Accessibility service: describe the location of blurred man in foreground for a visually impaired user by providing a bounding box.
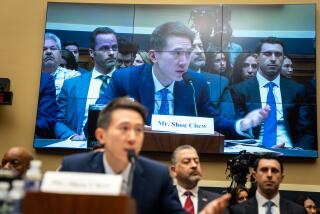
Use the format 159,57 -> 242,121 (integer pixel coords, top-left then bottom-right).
1,147 -> 33,178
60,97 -> 230,214
170,145 -> 221,213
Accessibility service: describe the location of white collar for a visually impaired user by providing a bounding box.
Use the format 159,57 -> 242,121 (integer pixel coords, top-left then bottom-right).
256,70 -> 280,89
102,153 -> 131,180
152,67 -> 175,93
176,184 -> 199,198
92,67 -> 115,79
256,190 -> 280,208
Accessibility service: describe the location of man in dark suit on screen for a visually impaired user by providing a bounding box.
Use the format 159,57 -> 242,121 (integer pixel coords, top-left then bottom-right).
231,154 -> 306,214
96,22 -> 270,139
231,37 -> 314,150
60,97 -> 230,214
170,145 -> 222,214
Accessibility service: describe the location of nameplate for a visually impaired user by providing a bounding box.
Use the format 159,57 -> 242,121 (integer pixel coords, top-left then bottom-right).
151,115 -> 214,134
41,171 -> 123,195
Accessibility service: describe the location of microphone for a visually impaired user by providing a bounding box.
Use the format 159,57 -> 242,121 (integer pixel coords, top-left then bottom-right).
127,149 -> 137,195
182,72 -> 198,117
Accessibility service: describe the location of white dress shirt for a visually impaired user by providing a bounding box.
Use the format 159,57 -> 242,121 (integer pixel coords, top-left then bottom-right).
81,67 -> 115,133
256,72 -> 292,147
256,191 -> 280,214
102,153 -> 131,194
176,184 -> 199,214
152,69 -> 175,115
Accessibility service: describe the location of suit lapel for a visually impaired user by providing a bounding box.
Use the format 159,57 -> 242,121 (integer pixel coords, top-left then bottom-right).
138,65 -> 155,124
76,72 -> 92,133
132,158 -> 145,208
198,189 -> 209,212
89,152 -> 105,173
174,79 -> 194,116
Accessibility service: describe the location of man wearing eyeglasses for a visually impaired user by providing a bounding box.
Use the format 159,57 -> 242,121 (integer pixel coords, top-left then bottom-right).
55,27 -> 118,140
231,37 -> 314,150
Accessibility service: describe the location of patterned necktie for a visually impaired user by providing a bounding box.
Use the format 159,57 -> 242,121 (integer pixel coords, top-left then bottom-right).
184,191 -> 194,214
262,82 -> 277,148
159,88 -> 169,115
98,75 -> 110,96
265,200 -> 274,214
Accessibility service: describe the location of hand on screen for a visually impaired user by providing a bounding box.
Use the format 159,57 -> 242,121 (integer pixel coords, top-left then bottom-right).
240,105 -> 270,132
199,193 -> 231,214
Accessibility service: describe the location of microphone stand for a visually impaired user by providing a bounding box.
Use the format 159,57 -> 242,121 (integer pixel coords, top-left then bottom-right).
127,150 -> 136,195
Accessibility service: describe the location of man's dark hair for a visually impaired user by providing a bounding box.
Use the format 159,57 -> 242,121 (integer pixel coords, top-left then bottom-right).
118,37 -> 138,57
97,97 -> 147,129
255,37 -> 285,54
253,153 -> 284,173
62,41 -> 80,49
150,22 -> 195,50
89,27 -> 117,49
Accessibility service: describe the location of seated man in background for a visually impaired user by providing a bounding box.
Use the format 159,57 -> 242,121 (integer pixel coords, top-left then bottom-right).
280,56 -> 293,79
231,37 -> 314,150
170,145 -> 221,213
231,154 -> 306,214
60,97 -> 230,214
42,33 -> 80,97
63,41 -> 89,74
115,37 -> 138,69
97,22 -> 270,139
1,147 -> 34,178
189,33 -> 235,119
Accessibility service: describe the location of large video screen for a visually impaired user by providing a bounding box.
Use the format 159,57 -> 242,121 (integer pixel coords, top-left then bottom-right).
34,3 -> 317,157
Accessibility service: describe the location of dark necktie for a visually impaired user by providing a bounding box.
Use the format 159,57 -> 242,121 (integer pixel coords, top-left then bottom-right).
262,82 -> 277,148
98,75 -> 110,97
265,200 -> 274,214
159,88 -> 169,115
184,191 -> 194,214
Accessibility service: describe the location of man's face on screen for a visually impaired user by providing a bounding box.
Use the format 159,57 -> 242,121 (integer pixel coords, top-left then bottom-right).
253,159 -> 283,198
258,43 -> 284,81
171,148 -> 202,189
91,33 -> 118,74
96,109 -> 144,168
153,35 -> 192,86
42,39 -> 61,72
189,36 -> 206,71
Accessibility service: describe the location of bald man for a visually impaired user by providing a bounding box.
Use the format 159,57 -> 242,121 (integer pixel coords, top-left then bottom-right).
1,147 -> 33,178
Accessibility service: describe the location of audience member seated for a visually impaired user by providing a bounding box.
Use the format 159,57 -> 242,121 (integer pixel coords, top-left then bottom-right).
60,49 -> 78,71
35,72 -> 57,138
189,32 -> 235,119
55,27 -> 118,140
133,51 -> 152,66
97,22 -> 269,139
60,97 -> 230,214
205,51 -> 232,79
230,185 -> 249,206
63,41 -> 89,74
170,145 -> 221,213
207,22 -> 243,68
42,33 -> 80,97
295,195 -> 317,214
231,37 -> 315,150
280,56 -> 294,79
115,37 -> 138,69
231,154 -> 307,214
1,147 -> 33,178
231,53 -> 258,84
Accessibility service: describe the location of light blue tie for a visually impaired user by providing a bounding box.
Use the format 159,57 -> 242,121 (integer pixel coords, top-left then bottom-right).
262,82 -> 277,148
265,200 -> 273,214
98,75 -> 110,97
159,88 -> 169,115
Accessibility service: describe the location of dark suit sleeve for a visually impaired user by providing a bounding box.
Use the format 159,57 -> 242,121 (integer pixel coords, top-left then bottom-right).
35,72 -> 57,138
54,78 -> 77,139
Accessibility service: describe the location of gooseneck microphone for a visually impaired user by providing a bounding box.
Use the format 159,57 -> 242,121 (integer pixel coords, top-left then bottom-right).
127,149 -> 137,195
182,72 -> 198,117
